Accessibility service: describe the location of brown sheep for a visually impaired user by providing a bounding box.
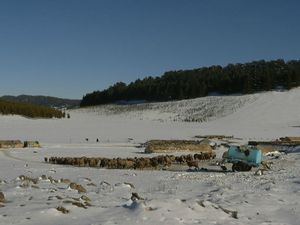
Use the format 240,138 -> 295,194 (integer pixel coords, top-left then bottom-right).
134,158 -> 146,170
156,156 -> 166,165
100,158 -> 109,168
49,157 -> 54,163
73,157 -> 80,166
116,158 -> 126,169
185,154 -> 194,162
175,156 -> 185,164
66,157 -> 74,165
107,159 -> 118,169
187,160 -> 199,170
124,159 -> 135,169
150,157 -> 159,169
163,157 -> 172,168
143,157 -> 152,168
78,157 -> 85,167
89,158 -> 98,167
194,153 -> 202,161
166,155 -> 176,162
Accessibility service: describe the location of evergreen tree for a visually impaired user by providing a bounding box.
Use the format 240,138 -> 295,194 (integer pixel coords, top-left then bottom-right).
80,59 -> 300,107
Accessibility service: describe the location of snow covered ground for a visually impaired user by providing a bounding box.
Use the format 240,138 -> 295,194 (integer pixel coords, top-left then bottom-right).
0,88 -> 299,225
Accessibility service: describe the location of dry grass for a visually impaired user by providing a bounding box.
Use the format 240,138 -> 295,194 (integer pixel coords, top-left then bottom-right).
145,140 -> 213,153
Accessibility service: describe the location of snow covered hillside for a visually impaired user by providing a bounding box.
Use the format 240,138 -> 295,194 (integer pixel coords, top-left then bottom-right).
76,88 -> 300,129
77,93 -> 259,122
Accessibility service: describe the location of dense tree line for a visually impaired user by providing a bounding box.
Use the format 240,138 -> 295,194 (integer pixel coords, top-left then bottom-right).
81,59 -> 300,107
0,95 -> 80,109
0,99 -> 66,118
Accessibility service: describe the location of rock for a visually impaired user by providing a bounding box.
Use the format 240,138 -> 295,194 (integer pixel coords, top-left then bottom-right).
145,206 -> 158,211
261,161 -> 272,170
0,192 -> 5,203
56,195 -> 63,200
219,205 -> 238,219
80,195 -> 91,202
124,182 -> 135,189
0,179 -> 7,184
254,169 -> 264,176
231,211 -> 238,219
18,175 -> 38,184
84,201 -> 92,207
197,200 -> 209,207
131,192 -> 144,201
56,206 -> 70,214
48,176 -> 58,183
40,175 -> 47,180
19,181 -> 30,188
72,201 -> 87,209
60,178 -> 71,184
87,182 -> 97,187
69,183 -> 87,193
50,188 -> 57,193
63,200 -> 74,204
69,182 -> 77,189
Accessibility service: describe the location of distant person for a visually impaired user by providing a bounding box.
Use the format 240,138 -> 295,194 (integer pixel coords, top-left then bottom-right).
85,138 -> 89,142
96,138 -> 99,143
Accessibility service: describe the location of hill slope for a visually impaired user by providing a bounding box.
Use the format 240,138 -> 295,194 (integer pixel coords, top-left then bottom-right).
77,93 -> 259,122
0,95 -> 80,109
0,99 -> 66,118
75,87 -> 300,140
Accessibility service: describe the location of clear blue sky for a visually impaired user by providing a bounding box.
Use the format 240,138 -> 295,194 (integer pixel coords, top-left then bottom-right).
0,0 -> 299,99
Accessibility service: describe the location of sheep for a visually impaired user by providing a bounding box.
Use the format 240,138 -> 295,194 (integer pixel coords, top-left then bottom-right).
116,158 -> 126,169
78,157 -> 86,167
163,157 -> 172,168
124,159 -> 135,169
107,159 -> 118,169
194,153 -> 203,160
166,155 -> 176,162
150,157 -> 159,169
65,157 -> 74,165
187,160 -> 199,170
175,155 -> 185,164
100,158 -> 109,168
134,158 -> 146,170
144,157 -> 152,168
185,154 -> 194,162
46,153 -> 215,171
89,158 -> 98,167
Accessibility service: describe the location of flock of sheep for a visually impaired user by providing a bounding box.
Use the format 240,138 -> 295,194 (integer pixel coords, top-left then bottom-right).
45,152 -> 216,170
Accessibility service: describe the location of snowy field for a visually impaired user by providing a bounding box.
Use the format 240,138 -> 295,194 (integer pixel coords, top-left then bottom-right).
0,88 -> 300,225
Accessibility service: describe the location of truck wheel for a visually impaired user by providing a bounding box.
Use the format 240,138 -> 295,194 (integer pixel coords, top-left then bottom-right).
232,162 -> 252,172
232,163 -> 237,172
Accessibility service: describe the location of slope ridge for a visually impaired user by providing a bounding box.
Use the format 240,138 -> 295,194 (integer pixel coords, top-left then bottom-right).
77,94 -> 259,122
